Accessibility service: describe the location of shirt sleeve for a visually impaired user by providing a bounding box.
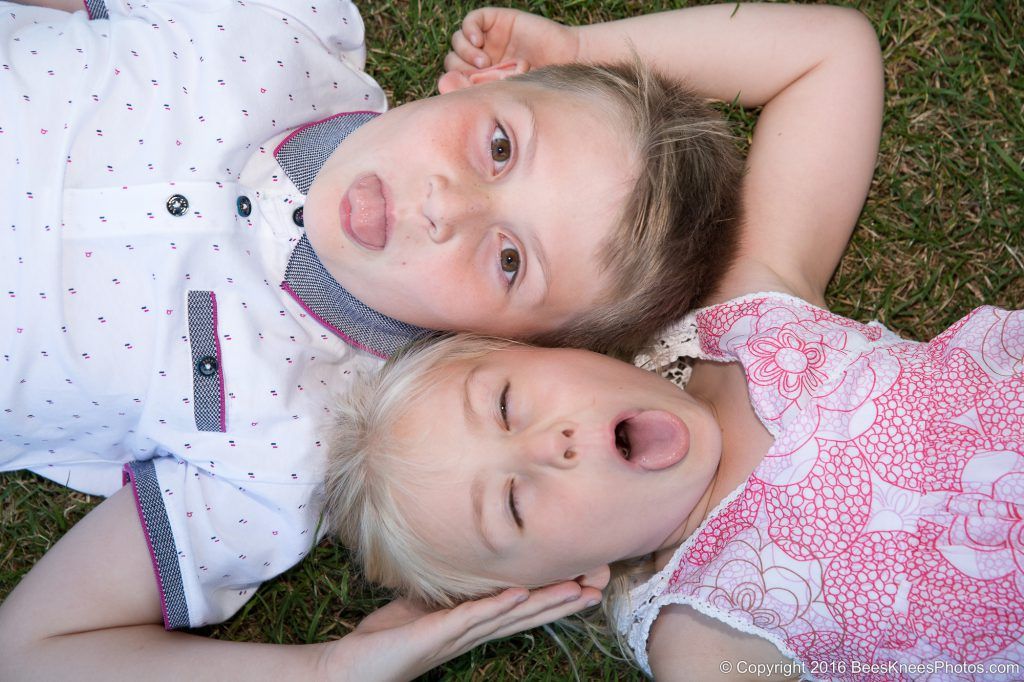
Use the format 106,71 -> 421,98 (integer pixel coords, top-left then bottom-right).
124,457 -> 321,629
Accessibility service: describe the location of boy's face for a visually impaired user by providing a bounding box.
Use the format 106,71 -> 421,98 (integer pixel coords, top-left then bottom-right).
394,347 -> 723,588
303,81 -> 637,336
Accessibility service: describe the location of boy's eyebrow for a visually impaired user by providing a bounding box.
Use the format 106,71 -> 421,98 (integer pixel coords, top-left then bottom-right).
470,475 -> 498,554
515,95 -> 539,171
523,227 -> 550,308
513,96 -> 550,307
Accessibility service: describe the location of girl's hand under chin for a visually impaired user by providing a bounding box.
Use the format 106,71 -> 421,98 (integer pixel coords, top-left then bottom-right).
324,583 -> 601,681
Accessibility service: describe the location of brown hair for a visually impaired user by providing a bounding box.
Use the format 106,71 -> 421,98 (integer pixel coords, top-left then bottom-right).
513,60 -> 742,358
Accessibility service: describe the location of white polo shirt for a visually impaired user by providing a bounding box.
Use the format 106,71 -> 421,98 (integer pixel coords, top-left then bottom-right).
0,0 -> 422,628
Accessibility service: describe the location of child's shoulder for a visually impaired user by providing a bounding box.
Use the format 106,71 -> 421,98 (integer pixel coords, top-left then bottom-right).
692,290 -> 888,361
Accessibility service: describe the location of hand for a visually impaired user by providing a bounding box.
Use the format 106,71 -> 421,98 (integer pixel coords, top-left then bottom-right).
325,582 -> 601,681
440,8 -> 580,93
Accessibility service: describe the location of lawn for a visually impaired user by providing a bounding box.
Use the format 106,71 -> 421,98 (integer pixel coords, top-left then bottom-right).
1,0 -> 1021,680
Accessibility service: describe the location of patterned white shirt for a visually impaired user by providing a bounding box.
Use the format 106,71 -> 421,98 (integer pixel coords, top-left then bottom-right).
0,0 -> 418,628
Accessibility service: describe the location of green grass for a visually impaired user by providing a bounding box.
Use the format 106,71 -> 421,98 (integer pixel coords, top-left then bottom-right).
2,0 -> 1021,679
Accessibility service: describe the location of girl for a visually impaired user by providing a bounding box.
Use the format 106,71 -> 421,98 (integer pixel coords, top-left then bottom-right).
0,0 -> 740,679
327,3 -> 1023,680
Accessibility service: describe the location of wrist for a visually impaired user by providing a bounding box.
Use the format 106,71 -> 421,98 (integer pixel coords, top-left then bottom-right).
316,640 -> 355,682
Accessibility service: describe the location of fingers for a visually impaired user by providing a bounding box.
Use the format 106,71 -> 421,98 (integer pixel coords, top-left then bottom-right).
459,8 -> 492,51
484,585 -> 603,642
450,28 -> 490,70
443,50 -> 475,75
446,583 -> 603,654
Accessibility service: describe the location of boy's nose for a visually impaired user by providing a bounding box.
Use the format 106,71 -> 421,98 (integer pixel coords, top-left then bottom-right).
523,423 -> 580,470
423,174 -> 490,242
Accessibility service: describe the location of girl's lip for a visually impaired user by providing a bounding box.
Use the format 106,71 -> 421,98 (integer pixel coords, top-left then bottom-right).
609,409 -> 690,471
609,409 -> 641,467
340,173 -> 393,250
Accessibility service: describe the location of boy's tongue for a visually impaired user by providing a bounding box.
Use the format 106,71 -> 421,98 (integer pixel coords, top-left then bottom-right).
625,410 -> 689,471
346,175 -> 387,249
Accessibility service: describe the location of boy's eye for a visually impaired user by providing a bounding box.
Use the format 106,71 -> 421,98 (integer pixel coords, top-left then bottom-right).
498,382 -> 511,430
490,125 -> 512,171
499,237 -> 521,287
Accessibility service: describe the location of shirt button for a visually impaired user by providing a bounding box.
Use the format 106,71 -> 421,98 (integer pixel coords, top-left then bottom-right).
292,207 -> 304,227
236,195 -> 252,217
196,355 -> 218,377
166,194 -> 189,216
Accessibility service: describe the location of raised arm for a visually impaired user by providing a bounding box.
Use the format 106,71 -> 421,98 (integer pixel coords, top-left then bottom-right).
0,485 -> 599,681
447,4 -> 884,305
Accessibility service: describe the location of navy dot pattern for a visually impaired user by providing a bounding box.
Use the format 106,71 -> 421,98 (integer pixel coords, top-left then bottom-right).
126,459 -> 191,629
186,291 -> 225,432
275,111 -> 378,194
283,234 -> 429,358
2,0 -> 389,628
83,0 -> 109,20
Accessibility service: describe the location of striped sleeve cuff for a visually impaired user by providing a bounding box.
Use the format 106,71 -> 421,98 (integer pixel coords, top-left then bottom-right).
123,460 -> 191,630
82,0 -> 109,19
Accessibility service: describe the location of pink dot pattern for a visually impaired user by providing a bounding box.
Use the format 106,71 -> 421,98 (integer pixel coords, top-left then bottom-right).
0,0 -> 387,629
628,294 -> 1024,680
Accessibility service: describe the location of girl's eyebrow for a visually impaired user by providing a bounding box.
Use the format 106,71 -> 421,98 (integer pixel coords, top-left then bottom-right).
461,363 -> 485,429
470,475 -> 498,554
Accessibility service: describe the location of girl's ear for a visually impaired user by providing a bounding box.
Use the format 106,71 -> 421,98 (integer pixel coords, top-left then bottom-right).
576,564 -> 611,591
437,60 -> 527,95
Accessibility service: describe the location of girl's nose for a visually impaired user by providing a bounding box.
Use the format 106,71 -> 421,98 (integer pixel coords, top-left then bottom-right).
423,174 -> 489,242
524,423 -> 580,470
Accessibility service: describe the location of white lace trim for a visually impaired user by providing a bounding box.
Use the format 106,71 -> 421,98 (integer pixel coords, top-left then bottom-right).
618,478 -> 810,677
619,291 -> 831,674
634,311 -> 704,370
634,291 -> 816,377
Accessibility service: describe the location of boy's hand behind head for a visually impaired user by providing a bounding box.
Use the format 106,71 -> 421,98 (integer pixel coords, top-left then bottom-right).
441,8 -> 579,93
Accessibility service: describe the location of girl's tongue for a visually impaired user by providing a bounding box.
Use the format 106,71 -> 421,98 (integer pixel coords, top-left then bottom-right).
346,174 -> 388,249
621,410 -> 690,471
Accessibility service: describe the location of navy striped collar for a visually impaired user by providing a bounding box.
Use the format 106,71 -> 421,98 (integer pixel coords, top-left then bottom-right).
277,113 -> 429,358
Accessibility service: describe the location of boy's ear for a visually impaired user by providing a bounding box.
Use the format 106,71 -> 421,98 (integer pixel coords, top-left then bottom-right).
576,565 -> 611,591
437,60 -> 527,95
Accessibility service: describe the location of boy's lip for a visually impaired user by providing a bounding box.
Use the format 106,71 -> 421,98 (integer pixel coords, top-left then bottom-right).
610,409 -> 689,471
340,173 -> 392,250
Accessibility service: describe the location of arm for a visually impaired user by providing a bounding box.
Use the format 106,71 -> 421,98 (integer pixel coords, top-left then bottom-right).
447,4 -> 884,305
0,485 -> 600,681
648,604 -> 800,682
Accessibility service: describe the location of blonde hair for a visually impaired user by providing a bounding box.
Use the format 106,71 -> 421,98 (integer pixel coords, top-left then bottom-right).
511,60 -> 742,359
323,334 -> 660,662
323,334 -> 526,606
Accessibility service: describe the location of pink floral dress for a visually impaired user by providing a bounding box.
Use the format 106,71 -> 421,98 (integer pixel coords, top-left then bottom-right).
617,293 -> 1024,680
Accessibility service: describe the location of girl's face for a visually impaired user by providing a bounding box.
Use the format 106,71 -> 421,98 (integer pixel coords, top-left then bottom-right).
303,81 -> 637,337
395,347 -> 723,589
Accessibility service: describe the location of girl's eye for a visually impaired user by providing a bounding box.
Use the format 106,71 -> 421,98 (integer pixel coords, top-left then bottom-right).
490,125 -> 512,171
498,382 -> 511,430
499,237 -> 521,287
509,479 -> 523,529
